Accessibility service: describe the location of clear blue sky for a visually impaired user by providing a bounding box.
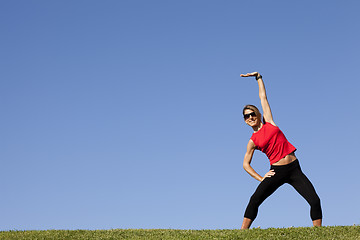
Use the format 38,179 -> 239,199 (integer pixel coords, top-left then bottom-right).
1,0 -> 360,230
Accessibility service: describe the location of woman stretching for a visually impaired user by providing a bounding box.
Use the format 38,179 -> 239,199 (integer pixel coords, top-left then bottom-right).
240,72 -> 322,229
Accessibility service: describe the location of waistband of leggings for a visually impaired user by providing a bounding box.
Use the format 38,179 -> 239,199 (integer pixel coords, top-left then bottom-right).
270,159 -> 299,170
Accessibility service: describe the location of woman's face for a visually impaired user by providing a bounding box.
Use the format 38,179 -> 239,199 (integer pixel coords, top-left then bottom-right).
244,109 -> 261,127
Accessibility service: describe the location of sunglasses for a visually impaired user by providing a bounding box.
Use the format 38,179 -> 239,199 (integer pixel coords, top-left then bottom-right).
244,112 -> 256,120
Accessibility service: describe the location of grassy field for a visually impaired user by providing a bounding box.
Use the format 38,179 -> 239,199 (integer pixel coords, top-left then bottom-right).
1,226 -> 359,240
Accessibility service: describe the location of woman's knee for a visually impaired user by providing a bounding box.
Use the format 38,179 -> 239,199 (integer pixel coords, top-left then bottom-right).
249,192 -> 263,206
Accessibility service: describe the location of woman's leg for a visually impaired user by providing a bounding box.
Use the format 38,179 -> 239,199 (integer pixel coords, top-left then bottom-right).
241,217 -> 253,229
288,167 -> 322,225
313,219 -> 322,227
242,175 -> 284,229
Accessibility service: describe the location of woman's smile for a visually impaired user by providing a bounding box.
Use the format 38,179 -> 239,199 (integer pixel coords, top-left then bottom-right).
244,110 -> 260,127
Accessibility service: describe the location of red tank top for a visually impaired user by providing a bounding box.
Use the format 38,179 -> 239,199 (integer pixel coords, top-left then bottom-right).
250,122 -> 296,165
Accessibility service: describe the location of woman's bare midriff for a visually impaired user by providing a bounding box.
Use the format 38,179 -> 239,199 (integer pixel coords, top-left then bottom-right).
271,152 -> 297,166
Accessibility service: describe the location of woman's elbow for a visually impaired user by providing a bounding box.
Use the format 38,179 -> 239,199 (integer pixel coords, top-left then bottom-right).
243,162 -> 251,170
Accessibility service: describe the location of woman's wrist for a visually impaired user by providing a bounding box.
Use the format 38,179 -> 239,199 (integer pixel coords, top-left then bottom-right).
256,74 -> 262,80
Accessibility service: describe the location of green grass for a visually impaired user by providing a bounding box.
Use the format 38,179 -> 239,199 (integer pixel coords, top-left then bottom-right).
1,226 -> 359,240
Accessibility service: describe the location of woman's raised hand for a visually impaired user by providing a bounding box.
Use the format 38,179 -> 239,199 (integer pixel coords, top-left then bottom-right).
240,72 -> 260,78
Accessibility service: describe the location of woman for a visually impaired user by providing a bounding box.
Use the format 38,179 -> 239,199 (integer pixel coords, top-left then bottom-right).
240,72 -> 322,229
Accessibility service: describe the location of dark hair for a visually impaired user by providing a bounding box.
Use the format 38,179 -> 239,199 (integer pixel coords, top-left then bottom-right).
243,104 -> 265,123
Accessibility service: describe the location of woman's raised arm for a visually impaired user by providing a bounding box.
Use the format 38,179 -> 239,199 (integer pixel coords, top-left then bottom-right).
240,72 -> 275,126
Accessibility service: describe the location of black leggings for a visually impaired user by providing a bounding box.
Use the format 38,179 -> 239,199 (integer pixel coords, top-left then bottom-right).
244,159 -> 322,221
